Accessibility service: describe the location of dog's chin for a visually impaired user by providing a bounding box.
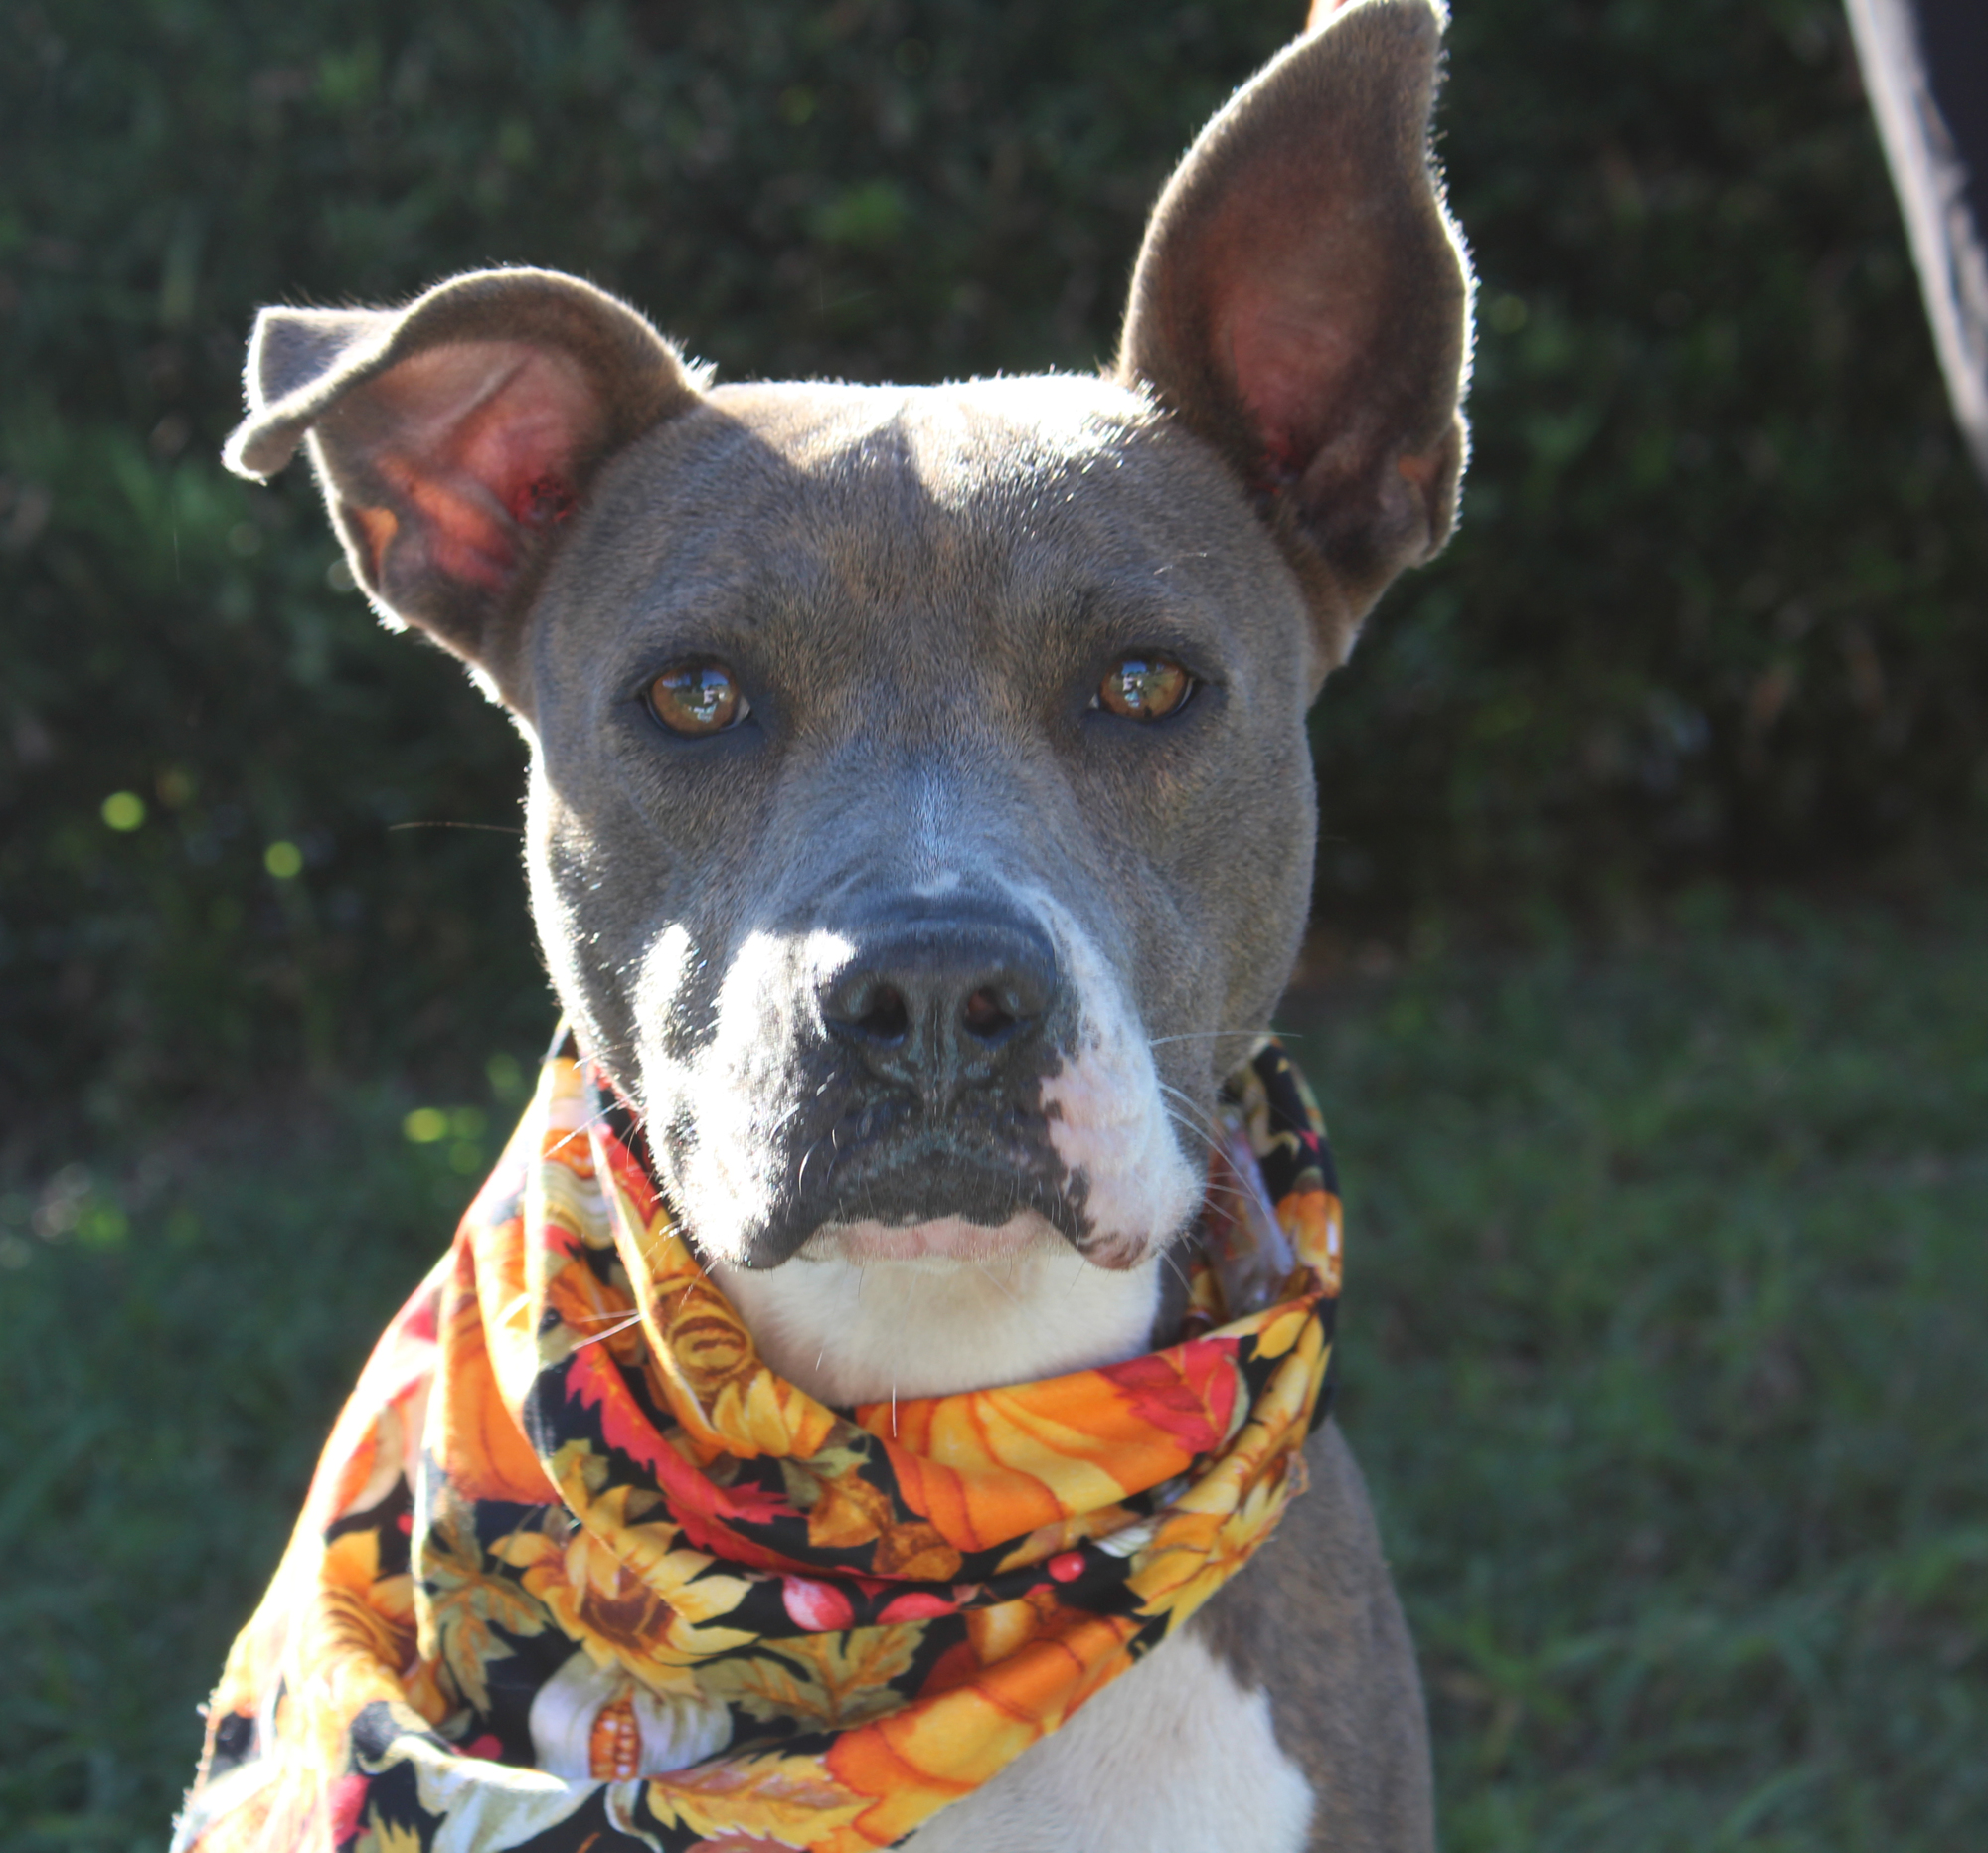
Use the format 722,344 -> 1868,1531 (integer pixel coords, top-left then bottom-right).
709,1206 -> 1173,1403
796,1210 -> 1070,1267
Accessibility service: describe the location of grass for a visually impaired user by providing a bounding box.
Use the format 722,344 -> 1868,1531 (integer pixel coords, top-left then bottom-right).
1286,896 -> 1988,1850
2,897 -> 1984,1850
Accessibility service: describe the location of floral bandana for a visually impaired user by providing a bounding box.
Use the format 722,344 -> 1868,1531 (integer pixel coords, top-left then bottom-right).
176,1033 -> 1343,1853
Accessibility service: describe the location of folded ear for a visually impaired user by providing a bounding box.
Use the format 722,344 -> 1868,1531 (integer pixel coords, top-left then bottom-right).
1116,0 -> 1473,678
224,267 -> 703,698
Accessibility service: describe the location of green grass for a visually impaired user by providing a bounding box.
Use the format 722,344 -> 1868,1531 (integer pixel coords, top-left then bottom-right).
1286,898 -> 1988,1850
0,1093 -> 508,1852
2,900 -> 1984,1850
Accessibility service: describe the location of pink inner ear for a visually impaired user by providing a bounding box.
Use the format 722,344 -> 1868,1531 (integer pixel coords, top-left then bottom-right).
1226,302 -> 1358,484
353,342 -> 599,594
1206,203 -> 1376,495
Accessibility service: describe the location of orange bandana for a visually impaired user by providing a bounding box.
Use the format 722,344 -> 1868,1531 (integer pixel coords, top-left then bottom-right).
176,1036 -> 1342,1853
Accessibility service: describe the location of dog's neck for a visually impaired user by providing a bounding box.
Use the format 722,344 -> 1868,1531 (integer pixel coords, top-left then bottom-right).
711,1218 -> 1169,1406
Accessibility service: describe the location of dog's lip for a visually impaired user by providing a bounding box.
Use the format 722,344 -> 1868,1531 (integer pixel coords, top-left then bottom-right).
803,1212 -> 1066,1264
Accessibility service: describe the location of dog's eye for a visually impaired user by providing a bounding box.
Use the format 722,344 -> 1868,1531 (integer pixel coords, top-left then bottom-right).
1091,655 -> 1194,721
647,663 -> 750,736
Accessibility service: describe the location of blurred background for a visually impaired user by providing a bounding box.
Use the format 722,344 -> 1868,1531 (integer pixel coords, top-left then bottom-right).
2,1 -> 1983,1848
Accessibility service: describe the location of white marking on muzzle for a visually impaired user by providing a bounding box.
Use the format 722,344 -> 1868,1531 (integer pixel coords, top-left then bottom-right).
643,924 -> 855,1264
1028,894 -> 1202,1266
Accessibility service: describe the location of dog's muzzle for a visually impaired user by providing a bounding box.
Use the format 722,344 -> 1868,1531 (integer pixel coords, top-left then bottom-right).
728,901 -> 1084,1266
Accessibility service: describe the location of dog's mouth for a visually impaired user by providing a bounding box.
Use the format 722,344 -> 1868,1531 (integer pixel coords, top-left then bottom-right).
743,1131 -> 1090,1269
798,1210 -> 1069,1265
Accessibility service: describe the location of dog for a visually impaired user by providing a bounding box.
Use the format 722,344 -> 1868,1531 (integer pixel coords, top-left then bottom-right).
201,2 -> 1469,1846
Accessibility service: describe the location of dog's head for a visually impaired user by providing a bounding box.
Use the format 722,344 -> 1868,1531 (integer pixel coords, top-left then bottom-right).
227,0 -> 1469,1290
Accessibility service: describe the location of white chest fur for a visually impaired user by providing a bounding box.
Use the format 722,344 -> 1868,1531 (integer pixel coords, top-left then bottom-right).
710,1224 -> 1166,1406
902,1628 -> 1315,1853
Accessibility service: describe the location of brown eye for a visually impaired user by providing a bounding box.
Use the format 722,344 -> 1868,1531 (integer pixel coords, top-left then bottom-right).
1094,655 -> 1193,721
647,662 -> 749,736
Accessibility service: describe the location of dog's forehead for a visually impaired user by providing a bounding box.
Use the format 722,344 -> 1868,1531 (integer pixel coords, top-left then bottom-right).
702,374 -> 1160,498
553,371 -> 1286,665
587,372 -> 1266,571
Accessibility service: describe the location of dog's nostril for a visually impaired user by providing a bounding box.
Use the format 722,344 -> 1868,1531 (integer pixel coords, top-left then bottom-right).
820,911 -> 1057,1084
961,986 -> 1017,1039
853,983 -> 911,1042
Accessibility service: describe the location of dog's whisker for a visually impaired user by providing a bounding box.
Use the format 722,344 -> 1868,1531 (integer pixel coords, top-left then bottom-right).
1146,1029 -> 1298,1046
761,1097 -> 807,1137
1160,1109 -> 1223,1164
571,1311 -> 645,1351
1156,1078 -> 1227,1134
1161,1105 -> 1225,1153
386,819 -> 526,836
548,1104 -> 617,1155
971,1261 -> 1024,1309
1157,1085 -> 1227,1137
1163,1117 -> 1231,1171
1188,1167 -> 1251,1201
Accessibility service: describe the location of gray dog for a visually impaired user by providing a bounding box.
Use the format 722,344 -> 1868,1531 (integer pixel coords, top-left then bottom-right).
221,1 -> 1470,1844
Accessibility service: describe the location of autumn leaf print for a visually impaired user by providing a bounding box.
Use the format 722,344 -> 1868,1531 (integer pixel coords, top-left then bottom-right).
416,1501 -> 546,1714
702,1626 -> 922,1731
644,1749 -> 871,1844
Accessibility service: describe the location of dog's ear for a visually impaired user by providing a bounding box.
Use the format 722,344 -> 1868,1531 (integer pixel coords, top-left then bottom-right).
224,267 -> 702,699
1116,0 -> 1472,678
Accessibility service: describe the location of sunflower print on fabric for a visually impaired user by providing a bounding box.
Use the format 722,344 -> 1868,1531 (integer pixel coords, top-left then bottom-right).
174,1033 -> 1343,1853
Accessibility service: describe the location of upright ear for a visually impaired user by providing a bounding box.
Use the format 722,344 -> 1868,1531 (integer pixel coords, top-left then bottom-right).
1116,0 -> 1472,677
224,267 -> 703,701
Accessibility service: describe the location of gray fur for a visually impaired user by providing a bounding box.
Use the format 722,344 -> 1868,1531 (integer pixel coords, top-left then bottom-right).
225,1 -> 1468,1844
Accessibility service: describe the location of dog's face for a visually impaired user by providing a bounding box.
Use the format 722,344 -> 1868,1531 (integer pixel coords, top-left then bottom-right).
520,378 -> 1318,1272
227,0 -> 1469,1289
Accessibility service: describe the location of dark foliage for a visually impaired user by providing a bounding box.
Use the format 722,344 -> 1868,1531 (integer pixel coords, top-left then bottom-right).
3,0 -> 1983,1135
1326,0 -> 1988,917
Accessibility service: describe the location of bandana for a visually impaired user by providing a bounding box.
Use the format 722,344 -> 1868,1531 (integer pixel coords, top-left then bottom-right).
176,1034 -> 1342,1853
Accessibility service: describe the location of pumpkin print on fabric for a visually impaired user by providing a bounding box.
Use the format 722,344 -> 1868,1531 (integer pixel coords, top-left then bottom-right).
174,1034 -> 1343,1853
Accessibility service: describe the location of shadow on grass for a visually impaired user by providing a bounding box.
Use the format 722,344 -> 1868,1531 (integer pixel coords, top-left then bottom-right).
2,898 -> 1984,1849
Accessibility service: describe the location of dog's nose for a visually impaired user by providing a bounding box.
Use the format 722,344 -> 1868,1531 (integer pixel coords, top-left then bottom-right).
819,913 -> 1059,1104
